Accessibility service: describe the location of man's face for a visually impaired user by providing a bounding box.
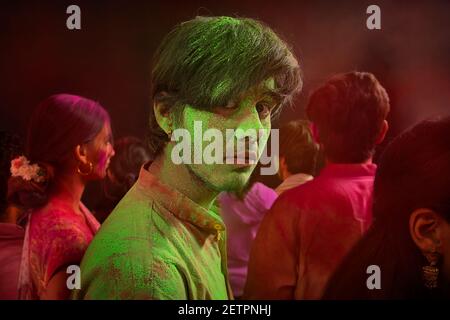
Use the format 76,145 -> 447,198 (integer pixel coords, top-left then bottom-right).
172,79 -> 277,192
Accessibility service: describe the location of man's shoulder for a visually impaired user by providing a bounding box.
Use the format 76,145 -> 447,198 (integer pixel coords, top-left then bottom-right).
75,202 -> 190,299
82,187 -> 186,267
278,177 -> 322,202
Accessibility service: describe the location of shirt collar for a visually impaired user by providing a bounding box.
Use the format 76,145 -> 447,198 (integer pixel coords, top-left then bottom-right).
136,164 -> 226,235
284,173 -> 313,185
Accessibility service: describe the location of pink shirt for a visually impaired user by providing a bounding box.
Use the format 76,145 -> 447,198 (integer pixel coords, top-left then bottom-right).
218,182 -> 278,297
19,197 -> 100,299
245,163 -> 376,299
0,223 -> 24,299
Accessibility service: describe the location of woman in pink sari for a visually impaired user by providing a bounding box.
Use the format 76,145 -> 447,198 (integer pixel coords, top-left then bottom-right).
8,94 -> 115,299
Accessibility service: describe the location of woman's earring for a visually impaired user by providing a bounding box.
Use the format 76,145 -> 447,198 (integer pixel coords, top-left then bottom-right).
167,129 -> 173,139
77,161 -> 93,176
422,250 -> 440,289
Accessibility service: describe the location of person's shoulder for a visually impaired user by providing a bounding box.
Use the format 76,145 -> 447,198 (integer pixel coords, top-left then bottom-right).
75,252 -> 187,299
253,182 -> 277,195
31,199 -> 82,231
276,178 -> 315,202
85,190 -> 176,259
252,182 -> 277,202
285,173 -> 345,200
77,202 -> 187,299
268,178 -> 333,218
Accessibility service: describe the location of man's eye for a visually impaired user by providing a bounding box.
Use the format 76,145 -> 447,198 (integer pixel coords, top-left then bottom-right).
223,101 -> 239,110
213,101 -> 239,116
256,102 -> 271,119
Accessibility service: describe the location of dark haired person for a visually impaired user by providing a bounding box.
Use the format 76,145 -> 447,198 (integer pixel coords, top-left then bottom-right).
275,120 -> 319,195
323,116 -> 450,299
93,136 -> 152,223
0,131 -> 24,299
8,94 -> 115,299
245,71 -> 389,299
74,16 -> 301,299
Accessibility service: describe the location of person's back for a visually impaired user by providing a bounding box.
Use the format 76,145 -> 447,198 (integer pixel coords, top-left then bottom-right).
0,131 -> 23,299
0,221 -> 24,299
244,71 -> 390,299
323,117 -> 450,299
218,182 -> 278,298
25,196 -> 99,299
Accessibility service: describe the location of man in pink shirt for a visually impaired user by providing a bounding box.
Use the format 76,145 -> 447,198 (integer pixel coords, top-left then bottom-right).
218,182 -> 278,298
244,71 -> 390,299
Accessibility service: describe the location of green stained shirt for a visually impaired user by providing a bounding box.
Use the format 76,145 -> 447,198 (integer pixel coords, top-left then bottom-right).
72,165 -> 232,300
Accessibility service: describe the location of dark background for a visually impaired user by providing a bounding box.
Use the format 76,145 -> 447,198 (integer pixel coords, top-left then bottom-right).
1,0 -> 450,194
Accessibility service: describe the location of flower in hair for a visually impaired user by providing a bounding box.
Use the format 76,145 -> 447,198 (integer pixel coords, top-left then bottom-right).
10,156 -> 45,183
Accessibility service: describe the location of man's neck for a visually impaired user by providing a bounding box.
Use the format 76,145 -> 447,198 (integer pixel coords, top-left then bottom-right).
150,144 -> 219,210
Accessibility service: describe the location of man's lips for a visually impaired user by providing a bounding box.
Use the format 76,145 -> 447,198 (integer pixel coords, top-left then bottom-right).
224,151 -> 258,164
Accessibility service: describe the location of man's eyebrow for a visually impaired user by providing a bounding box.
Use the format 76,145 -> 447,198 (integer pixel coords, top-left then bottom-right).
258,89 -> 282,103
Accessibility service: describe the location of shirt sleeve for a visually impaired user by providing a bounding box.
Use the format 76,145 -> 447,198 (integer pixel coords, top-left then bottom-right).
243,192 -> 300,299
73,242 -> 188,300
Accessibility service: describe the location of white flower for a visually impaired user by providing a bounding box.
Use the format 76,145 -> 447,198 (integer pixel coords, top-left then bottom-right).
10,156 -> 45,183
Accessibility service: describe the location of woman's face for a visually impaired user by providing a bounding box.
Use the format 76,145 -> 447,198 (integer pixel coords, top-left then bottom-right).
85,122 -> 115,179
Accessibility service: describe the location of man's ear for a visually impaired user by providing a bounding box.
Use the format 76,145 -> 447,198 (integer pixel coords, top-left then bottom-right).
75,144 -> 89,165
153,92 -> 174,136
376,120 -> 389,145
279,156 -> 286,172
278,156 -> 289,180
409,208 -> 443,255
310,123 -> 320,144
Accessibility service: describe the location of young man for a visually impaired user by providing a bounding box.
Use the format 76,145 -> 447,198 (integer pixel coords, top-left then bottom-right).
275,119 -> 319,195
244,71 -> 390,299
73,16 -> 301,299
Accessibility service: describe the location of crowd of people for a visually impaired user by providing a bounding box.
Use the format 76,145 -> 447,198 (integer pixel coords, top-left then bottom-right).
0,15 -> 449,300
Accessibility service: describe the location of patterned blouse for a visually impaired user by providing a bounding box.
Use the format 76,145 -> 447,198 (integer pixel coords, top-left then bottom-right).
18,197 -> 100,299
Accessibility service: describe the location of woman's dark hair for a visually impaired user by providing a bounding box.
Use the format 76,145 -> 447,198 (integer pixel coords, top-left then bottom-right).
0,131 -> 22,214
8,94 -> 110,209
323,116 -> 450,299
94,137 -> 152,223
279,120 -> 319,176
306,71 -> 390,163
103,136 -> 152,201
148,16 -> 302,155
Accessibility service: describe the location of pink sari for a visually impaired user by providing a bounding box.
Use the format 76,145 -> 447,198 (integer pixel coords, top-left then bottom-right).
18,197 -> 100,299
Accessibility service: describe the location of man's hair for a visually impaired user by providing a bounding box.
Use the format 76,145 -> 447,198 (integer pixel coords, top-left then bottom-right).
279,120 -> 318,175
148,16 -> 302,155
306,71 -> 390,163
